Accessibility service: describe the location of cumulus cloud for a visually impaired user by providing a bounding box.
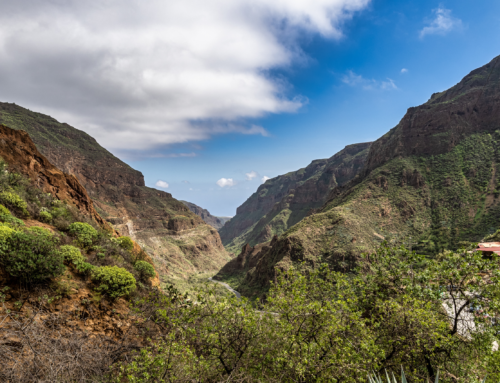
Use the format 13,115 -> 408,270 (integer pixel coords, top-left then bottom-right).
342,71 -> 397,91
262,176 -> 271,183
155,180 -> 169,189
0,0 -> 370,154
420,7 -> 463,38
401,68 -> 408,74
245,171 -> 258,181
217,178 -> 236,188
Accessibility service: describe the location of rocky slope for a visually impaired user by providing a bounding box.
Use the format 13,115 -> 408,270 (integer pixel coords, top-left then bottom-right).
219,142 -> 371,253
0,102 -> 231,281
181,200 -> 224,230
215,54 -> 500,297
0,124 -> 108,228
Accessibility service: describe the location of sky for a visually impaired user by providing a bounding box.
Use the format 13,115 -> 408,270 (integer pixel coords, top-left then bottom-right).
0,0 -> 500,216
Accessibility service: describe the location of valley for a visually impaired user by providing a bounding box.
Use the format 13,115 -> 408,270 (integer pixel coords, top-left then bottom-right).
1,48 -> 500,383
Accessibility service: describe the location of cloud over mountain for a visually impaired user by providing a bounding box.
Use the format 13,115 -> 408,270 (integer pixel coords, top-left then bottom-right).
217,178 -> 236,188
0,0 -> 369,153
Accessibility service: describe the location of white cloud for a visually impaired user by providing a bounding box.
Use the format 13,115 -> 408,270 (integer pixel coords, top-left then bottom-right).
342,71 -> 398,91
182,180 -> 190,184
401,68 -> 408,74
0,0 -> 370,153
155,180 -> 169,189
420,7 -> 463,38
245,170 -> 258,181
217,178 -> 236,188
262,176 -> 271,183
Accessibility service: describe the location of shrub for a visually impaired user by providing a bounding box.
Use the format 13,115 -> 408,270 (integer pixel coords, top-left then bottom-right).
91,266 -> 136,298
0,189 -> 29,216
68,222 -> 98,248
38,209 -> 53,223
0,204 -> 10,216
0,203 -> 24,227
0,229 -> 64,283
117,236 -> 134,251
0,225 -> 15,253
135,260 -> 156,281
0,214 -> 25,227
60,245 -> 95,275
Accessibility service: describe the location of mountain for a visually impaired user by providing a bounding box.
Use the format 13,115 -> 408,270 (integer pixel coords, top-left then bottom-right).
215,54 -> 500,297
0,102 -> 231,281
219,142 -> 371,253
181,201 -> 224,230
216,216 -> 232,226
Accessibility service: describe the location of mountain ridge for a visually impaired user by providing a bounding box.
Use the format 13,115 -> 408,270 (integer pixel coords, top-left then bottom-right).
219,142 -> 372,254
215,54 -> 500,297
0,102 -> 231,282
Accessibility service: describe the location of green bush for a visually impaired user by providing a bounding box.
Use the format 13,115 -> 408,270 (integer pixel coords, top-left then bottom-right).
0,203 -> 24,227
117,236 -> 134,251
0,225 -> 15,253
0,190 -> 29,216
68,222 -> 98,248
60,245 -> 95,275
38,209 -> 53,223
0,214 -> 25,227
0,204 -> 10,216
0,229 -> 64,283
91,266 -> 136,298
135,260 -> 156,281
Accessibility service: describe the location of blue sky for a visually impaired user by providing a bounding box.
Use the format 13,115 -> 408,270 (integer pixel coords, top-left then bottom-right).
1,0 -> 500,216
132,0 -> 500,216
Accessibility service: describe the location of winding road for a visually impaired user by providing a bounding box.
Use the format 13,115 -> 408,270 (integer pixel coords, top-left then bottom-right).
208,277 -> 241,299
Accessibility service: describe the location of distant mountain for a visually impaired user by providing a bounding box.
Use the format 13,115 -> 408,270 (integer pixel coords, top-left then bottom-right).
0,102 -> 231,280
215,54 -> 500,297
216,216 -> 232,226
181,201 -> 224,230
219,142 -> 371,253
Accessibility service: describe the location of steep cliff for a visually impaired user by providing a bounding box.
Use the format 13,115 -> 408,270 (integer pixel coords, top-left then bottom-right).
216,54 -> 500,297
0,102 -> 231,280
181,200 -> 224,230
219,142 -> 371,253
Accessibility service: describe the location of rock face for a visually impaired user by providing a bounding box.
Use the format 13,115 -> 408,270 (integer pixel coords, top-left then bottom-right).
216,54 -> 500,297
219,142 -> 372,253
0,103 -> 231,280
181,201 -> 224,230
0,124 -> 108,228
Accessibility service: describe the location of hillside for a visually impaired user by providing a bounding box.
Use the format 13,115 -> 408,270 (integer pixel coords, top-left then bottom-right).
0,102 -> 231,282
215,54 -> 500,297
219,142 -> 371,253
181,200 -> 224,229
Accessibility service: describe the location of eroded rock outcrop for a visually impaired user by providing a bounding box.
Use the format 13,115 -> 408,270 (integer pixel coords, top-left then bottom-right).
0,124 -> 108,228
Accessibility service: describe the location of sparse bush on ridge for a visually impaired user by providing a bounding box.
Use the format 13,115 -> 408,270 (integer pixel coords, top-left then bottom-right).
0,228 -> 64,283
68,222 -> 98,248
91,265 -> 136,298
60,244 -> 95,275
0,189 -> 29,216
117,236 -> 134,251
134,260 -> 155,281
38,207 -> 53,223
